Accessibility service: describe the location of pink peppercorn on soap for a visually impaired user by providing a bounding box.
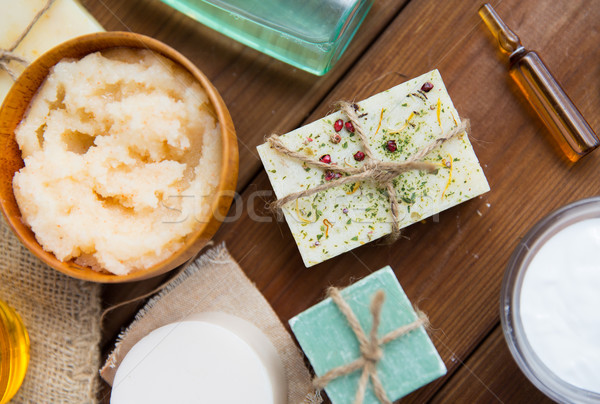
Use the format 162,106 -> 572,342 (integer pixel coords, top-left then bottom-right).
289,266 -> 447,403
257,70 -> 489,267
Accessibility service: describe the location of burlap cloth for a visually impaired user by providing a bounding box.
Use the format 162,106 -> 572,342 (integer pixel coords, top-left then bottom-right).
0,217 -> 101,403
100,243 -> 321,404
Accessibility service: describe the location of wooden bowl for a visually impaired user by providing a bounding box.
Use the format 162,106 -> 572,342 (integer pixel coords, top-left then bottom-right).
0,32 -> 238,283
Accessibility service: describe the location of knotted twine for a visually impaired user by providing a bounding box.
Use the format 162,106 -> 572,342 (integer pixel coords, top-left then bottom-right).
266,101 -> 469,240
0,0 -> 56,80
315,287 -> 429,404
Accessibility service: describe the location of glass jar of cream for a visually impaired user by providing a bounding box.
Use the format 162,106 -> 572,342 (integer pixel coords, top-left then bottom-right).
501,197 -> 600,403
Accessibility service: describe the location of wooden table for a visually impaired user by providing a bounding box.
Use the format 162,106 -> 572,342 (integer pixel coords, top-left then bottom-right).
87,0 -> 599,402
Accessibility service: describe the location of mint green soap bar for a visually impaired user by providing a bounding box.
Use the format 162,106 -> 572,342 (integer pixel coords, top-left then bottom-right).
289,266 -> 446,403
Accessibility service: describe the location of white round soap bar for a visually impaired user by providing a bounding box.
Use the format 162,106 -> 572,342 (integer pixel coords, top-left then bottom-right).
110,312 -> 287,404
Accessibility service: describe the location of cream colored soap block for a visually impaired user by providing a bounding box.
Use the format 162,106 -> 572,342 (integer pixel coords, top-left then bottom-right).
257,70 -> 490,267
0,0 -> 104,103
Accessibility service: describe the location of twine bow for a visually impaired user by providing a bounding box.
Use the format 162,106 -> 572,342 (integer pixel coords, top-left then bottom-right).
0,0 -> 55,80
314,287 -> 429,404
266,101 -> 469,240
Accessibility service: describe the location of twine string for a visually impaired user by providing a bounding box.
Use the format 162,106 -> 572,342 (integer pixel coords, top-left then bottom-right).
0,0 -> 56,80
266,100 -> 469,238
340,102 -> 377,161
313,287 -> 429,404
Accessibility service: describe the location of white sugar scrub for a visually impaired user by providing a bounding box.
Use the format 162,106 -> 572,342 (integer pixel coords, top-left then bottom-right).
12,48 -> 222,275
520,218 -> 600,394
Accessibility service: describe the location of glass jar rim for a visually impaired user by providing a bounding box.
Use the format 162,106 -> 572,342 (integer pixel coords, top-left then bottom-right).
500,196 -> 600,403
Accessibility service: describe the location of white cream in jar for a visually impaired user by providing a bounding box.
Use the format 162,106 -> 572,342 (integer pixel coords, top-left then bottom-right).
520,218 -> 600,394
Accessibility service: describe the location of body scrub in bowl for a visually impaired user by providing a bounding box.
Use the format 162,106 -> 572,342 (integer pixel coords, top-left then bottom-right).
13,49 -> 219,276
0,33 -> 238,282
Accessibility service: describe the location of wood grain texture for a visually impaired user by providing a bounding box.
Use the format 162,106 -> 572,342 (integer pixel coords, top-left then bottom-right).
94,0 -> 600,402
214,0 -> 600,402
80,0 -> 412,192
430,326 -> 553,403
92,0 -> 410,336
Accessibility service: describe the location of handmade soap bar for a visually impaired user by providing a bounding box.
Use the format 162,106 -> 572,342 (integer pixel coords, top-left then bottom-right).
0,0 -> 103,103
289,266 -> 446,404
257,70 -> 489,267
111,312 -> 287,404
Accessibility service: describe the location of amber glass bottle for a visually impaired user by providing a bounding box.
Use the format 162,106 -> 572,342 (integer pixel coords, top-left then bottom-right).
0,300 -> 30,404
479,3 -> 599,162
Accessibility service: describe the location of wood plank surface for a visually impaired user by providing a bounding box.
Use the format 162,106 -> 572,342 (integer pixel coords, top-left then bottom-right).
213,0 -> 599,402
89,0 -> 414,349
80,0 -> 411,192
431,326 -> 553,403
84,0 -> 414,348
92,0 -> 600,402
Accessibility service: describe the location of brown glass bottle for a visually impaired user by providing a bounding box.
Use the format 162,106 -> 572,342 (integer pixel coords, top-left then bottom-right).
479,3 -> 599,162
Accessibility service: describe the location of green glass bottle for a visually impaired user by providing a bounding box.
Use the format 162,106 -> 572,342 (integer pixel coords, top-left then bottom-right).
160,0 -> 373,75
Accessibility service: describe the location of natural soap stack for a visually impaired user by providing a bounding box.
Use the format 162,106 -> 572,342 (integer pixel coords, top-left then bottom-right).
290,266 -> 446,403
258,70 -> 489,266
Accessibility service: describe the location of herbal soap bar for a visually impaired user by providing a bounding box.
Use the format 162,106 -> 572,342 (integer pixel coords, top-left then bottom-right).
289,266 -> 446,403
0,0 -> 104,103
257,70 -> 489,267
